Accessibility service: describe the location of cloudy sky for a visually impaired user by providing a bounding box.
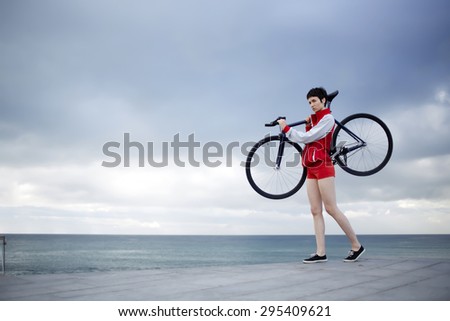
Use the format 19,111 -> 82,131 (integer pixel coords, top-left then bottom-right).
1,0 -> 449,235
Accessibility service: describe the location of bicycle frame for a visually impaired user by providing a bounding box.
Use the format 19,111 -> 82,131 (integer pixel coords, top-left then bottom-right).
275,119 -> 367,168
333,119 -> 367,152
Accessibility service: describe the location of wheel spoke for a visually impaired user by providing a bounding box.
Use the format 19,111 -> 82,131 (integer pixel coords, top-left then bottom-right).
246,136 -> 307,199
333,114 -> 393,176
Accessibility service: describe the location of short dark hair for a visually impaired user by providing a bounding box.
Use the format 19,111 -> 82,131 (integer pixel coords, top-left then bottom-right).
307,87 -> 327,102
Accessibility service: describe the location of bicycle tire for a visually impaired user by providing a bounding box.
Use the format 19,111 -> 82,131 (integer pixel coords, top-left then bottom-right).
332,113 -> 393,176
245,135 -> 307,199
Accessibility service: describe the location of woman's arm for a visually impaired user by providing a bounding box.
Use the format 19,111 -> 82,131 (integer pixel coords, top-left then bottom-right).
277,114 -> 334,144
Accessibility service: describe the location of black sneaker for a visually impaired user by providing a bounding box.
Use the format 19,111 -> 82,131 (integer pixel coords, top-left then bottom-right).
303,254 -> 328,264
343,246 -> 365,262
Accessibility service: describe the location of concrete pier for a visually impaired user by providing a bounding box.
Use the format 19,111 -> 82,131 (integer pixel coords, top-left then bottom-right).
1,257 -> 449,301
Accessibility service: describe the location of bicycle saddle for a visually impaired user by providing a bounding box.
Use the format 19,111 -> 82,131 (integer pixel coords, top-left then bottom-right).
327,90 -> 339,103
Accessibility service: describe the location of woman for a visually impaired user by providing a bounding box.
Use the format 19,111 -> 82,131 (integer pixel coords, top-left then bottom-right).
277,87 -> 365,263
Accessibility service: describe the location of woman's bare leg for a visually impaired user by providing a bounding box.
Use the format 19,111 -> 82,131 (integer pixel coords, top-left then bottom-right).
318,177 -> 361,251
306,179 -> 326,256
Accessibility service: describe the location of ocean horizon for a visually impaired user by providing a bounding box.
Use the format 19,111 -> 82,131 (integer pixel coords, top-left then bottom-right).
1,234 -> 449,275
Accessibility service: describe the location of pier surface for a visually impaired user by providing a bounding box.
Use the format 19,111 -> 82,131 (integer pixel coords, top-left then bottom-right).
1,257 -> 449,301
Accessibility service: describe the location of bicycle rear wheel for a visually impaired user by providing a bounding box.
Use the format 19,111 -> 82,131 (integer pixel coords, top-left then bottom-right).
332,113 -> 393,176
245,135 -> 307,199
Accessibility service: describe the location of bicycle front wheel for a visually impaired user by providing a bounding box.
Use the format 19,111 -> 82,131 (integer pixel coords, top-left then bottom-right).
332,113 -> 393,176
245,135 -> 307,199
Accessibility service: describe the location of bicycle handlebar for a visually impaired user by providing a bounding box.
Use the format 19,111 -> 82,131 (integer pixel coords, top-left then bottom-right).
265,117 -> 307,128
265,117 -> 285,127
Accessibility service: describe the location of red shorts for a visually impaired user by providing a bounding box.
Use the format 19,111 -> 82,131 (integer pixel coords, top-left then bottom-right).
306,164 -> 335,180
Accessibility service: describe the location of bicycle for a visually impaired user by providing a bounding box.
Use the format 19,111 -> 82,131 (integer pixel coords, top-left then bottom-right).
245,90 -> 393,199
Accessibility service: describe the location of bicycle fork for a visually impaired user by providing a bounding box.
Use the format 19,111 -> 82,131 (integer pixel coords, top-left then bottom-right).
275,134 -> 287,169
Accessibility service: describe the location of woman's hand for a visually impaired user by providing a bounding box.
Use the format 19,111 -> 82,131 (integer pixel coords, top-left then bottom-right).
277,118 -> 287,131
305,116 -> 311,124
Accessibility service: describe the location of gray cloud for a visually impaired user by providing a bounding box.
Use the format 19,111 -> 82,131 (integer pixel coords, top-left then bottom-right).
1,0 -> 449,234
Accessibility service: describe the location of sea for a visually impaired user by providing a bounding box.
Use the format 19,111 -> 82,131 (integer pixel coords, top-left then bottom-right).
1,234 -> 450,275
